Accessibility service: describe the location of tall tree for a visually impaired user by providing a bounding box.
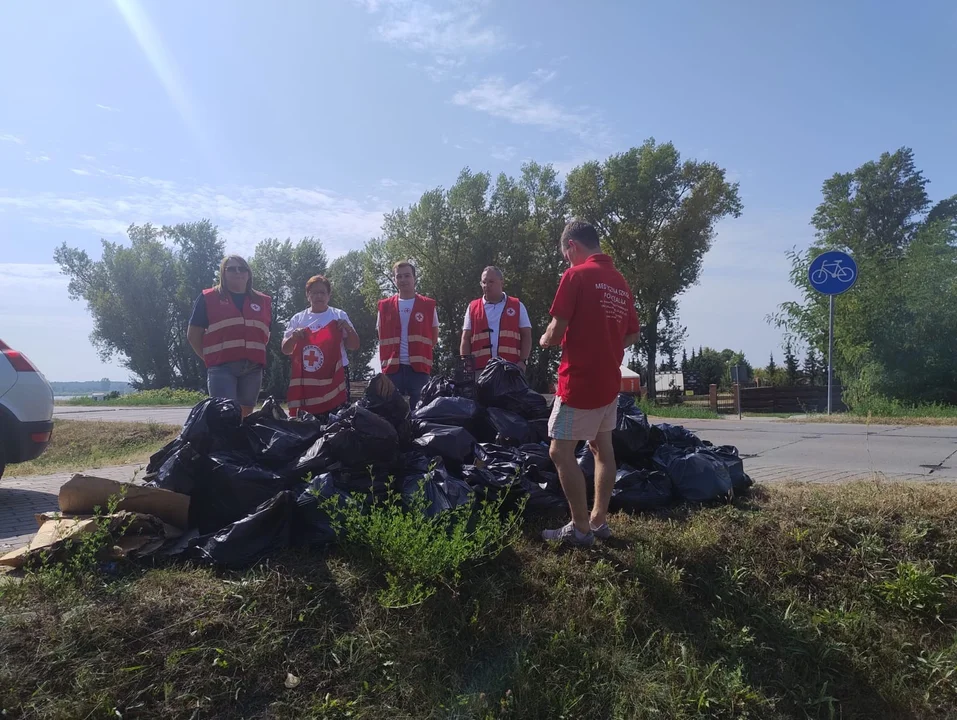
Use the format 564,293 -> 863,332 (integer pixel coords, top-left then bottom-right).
566,139 -> 742,398
681,348 -> 689,372
773,148 -> 957,406
783,340 -> 801,385
767,353 -> 778,385
55,222 -> 222,389
327,250 -> 377,380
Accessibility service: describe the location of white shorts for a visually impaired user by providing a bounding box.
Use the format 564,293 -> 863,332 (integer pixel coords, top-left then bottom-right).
548,397 -> 617,442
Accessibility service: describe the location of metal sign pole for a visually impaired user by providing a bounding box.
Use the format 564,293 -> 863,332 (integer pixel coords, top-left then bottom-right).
827,294 -> 834,415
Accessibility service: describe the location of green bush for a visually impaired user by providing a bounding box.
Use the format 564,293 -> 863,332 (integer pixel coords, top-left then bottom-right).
320,470 -> 525,608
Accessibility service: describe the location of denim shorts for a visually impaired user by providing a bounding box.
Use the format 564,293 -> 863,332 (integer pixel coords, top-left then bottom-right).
207,360 -> 264,407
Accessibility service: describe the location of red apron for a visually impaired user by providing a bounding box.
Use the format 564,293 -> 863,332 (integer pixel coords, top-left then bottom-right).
287,323 -> 347,416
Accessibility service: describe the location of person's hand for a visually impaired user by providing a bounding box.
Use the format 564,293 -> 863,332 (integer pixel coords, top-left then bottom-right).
293,327 -> 309,340
517,360 -> 527,374
539,334 -> 549,348
336,319 -> 352,335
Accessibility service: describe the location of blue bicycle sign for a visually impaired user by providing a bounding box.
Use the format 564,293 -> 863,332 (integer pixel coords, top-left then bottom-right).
808,250 -> 858,296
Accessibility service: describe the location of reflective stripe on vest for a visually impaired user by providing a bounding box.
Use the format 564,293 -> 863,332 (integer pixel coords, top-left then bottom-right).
468,296 -> 523,369
201,289 -> 271,368
287,323 -> 346,416
377,294 -> 435,374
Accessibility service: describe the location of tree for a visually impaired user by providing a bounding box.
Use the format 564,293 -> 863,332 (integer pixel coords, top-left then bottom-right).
803,347 -> 819,386
250,237 -> 328,397
767,353 -> 778,385
773,148 -> 957,406
685,347 -> 727,389
681,348 -> 689,373
783,340 -> 801,385
327,250 -> 377,380
566,139 -> 742,398
55,222 -> 221,389
99,377 -> 111,391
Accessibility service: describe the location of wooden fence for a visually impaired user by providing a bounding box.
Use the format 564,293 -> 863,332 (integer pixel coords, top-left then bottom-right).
739,385 -> 845,414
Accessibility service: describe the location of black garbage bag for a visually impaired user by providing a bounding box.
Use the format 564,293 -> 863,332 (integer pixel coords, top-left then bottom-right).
653,445 -> 732,504
243,412 -> 325,469
147,441 -> 207,495
181,397 -> 247,453
609,466 -> 673,512
413,425 -> 476,467
297,406 -> 399,474
528,418 -> 550,443
401,466 -> 474,516
483,407 -> 532,446
417,375 -> 455,409
412,396 -> 482,431
612,395 -> 652,463
188,451 -> 295,533
576,445 -> 596,482
501,389 -> 551,420
324,462 -> 398,501
411,419 -> 453,440
359,374 -> 412,446
193,490 -> 297,569
246,396 -> 288,421
520,477 -> 568,513
474,443 -> 525,469
518,443 -> 553,472
476,358 -> 528,406
651,423 -> 704,450
710,445 -> 753,492
294,473 -> 347,546
146,437 -> 181,475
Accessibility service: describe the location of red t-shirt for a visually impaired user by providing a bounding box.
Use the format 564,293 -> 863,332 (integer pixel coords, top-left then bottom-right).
549,254 -> 639,409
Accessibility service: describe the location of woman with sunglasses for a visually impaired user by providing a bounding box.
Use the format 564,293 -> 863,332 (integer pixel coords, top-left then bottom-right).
187,255 -> 272,417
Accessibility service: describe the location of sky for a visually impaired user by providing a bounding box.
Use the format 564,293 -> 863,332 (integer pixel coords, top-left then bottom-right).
1,0 -> 955,381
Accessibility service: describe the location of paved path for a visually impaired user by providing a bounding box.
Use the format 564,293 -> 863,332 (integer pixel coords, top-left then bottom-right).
0,464 -> 143,555
54,406 -> 192,425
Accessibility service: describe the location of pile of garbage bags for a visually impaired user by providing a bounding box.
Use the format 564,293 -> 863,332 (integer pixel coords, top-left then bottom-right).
3,359 -> 752,570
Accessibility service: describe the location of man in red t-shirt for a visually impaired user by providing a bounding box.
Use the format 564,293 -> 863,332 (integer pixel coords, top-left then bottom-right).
539,220 -> 640,547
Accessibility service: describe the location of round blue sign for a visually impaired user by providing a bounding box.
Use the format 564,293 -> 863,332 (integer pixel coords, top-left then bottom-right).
808,250 -> 857,295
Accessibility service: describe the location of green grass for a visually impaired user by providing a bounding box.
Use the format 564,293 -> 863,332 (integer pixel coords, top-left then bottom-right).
58,388 -> 207,407
4,481 -> 957,718
639,397 -> 721,420
6,419 -> 180,477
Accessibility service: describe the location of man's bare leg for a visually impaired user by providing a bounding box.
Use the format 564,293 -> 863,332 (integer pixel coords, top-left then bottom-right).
549,438 -> 591,535
589,431 -> 616,529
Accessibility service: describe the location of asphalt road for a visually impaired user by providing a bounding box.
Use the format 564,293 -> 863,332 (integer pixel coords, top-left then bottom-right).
52,406 -> 957,481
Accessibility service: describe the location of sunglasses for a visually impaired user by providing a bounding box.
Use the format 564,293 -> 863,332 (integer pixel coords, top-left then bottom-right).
225,266 -> 249,274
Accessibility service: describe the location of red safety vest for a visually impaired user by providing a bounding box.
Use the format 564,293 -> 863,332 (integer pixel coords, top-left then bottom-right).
201,288 -> 272,368
468,296 -> 523,369
377,294 -> 435,375
287,323 -> 347,416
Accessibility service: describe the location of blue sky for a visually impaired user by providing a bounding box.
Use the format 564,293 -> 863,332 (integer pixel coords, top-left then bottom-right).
1,0 -> 955,380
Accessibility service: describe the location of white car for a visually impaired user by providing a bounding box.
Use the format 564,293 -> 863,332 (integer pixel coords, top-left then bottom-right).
0,338 -> 54,479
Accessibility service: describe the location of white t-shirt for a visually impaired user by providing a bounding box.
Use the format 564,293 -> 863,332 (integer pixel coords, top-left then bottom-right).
283,307 -> 355,366
462,296 -> 532,360
377,298 -> 440,365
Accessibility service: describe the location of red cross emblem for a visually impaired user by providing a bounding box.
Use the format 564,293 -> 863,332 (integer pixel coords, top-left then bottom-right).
415,311 -> 424,322
302,344 -> 324,372
506,307 -> 516,317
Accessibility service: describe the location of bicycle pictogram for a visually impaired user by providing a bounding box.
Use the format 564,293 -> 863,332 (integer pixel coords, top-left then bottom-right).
811,258 -> 855,285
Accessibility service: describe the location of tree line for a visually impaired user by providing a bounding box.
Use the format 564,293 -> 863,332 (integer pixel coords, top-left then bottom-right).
56,139 -> 741,398
55,143 -> 956,408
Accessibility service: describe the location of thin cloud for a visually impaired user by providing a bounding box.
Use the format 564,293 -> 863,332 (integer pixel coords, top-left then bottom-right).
96,103 -> 121,112
356,0 -> 503,78
490,145 -> 517,162
0,133 -> 25,145
379,178 -> 400,187
79,154 -> 97,161
0,169 -> 389,258
71,168 -> 92,176
452,73 -> 608,144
